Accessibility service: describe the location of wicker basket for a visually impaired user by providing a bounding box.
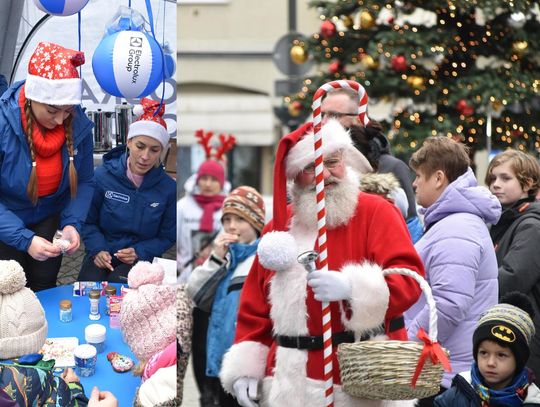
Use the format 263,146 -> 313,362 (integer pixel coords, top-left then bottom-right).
337,268 -> 449,400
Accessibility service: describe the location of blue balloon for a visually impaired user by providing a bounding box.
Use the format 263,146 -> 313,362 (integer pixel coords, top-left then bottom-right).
33,0 -> 89,16
164,53 -> 176,79
92,30 -> 164,99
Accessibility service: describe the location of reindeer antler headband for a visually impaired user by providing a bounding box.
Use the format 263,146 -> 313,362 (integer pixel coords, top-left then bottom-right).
194,129 -> 236,160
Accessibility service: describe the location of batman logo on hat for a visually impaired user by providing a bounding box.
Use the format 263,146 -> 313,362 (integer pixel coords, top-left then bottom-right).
491,325 -> 516,342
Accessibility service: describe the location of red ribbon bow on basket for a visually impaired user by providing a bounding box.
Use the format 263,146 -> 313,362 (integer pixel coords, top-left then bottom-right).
411,328 -> 452,387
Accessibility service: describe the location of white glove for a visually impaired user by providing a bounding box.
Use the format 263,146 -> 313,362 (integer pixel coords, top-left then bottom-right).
307,270 -> 352,302
233,377 -> 259,407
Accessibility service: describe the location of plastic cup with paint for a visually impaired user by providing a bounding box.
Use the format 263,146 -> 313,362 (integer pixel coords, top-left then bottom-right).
74,344 -> 97,377
85,324 -> 107,354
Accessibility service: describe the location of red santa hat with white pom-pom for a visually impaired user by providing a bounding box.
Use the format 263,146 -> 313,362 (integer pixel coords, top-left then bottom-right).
25,41 -> 85,106
128,98 -> 170,149
257,120 -> 372,272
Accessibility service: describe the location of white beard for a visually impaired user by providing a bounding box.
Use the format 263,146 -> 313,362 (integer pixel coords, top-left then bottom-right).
291,169 -> 360,230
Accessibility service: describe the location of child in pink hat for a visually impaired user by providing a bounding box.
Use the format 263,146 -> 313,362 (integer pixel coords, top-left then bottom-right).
119,261 -> 178,406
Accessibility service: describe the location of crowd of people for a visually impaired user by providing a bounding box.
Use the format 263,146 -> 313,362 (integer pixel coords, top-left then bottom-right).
179,84 -> 540,407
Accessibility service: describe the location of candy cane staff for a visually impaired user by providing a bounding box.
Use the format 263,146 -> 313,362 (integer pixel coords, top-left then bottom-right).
219,118 -> 425,407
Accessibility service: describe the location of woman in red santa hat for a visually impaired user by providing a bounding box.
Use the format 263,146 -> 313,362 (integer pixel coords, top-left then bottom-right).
220,120 -> 425,407
79,98 -> 176,282
0,42 -> 94,291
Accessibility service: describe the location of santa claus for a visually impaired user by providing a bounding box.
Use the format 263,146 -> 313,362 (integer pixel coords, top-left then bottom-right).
220,120 -> 425,406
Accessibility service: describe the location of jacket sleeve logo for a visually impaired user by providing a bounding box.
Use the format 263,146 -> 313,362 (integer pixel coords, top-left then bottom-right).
491,325 -> 516,343
105,190 -> 130,204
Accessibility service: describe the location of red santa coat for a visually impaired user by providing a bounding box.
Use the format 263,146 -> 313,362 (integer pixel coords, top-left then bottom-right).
220,192 -> 424,406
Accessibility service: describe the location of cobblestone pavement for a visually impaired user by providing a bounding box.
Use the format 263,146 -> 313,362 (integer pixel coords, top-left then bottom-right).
56,243 -> 176,286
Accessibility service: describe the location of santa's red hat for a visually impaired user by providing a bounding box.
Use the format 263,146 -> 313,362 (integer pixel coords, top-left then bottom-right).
25,42 -> 84,106
128,98 -> 169,149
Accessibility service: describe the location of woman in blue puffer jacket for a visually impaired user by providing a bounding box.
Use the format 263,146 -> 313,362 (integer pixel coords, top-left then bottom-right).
0,42 -> 94,291
79,98 -> 175,282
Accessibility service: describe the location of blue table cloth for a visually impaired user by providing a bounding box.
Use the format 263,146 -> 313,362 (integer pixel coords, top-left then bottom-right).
36,283 -> 140,407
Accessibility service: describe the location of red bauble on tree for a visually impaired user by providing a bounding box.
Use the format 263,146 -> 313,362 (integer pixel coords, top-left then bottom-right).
328,60 -> 343,74
320,20 -> 337,38
456,99 -> 468,112
456,99 -> 475,116
462,106 -> 475,116
391,55 -> 407,72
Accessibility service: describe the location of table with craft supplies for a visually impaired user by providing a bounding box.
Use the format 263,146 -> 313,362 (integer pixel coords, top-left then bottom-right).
36,283 -> 140,407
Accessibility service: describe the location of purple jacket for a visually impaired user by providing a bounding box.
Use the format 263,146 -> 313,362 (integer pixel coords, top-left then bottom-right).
405,168 -> 501,388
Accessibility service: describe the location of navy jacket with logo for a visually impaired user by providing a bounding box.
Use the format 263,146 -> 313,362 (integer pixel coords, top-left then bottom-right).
0,81 -> 94,251
81,145 -> 176,261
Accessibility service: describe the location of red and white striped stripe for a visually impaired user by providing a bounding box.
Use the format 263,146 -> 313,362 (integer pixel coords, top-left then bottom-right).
311,79 -> 370,407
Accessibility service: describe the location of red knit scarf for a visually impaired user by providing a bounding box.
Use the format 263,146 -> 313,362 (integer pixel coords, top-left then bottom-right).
193,194 -> 225,232
19,85 -> 66,197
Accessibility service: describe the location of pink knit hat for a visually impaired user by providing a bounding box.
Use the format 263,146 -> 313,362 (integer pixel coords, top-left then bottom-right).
119,262 -> 176,361
197,160 -> 225,187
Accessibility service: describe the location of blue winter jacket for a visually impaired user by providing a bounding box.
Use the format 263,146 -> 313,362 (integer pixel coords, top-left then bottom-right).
0,81 -> 94,251
405,168 -> 501,388
81,145 -> 176,261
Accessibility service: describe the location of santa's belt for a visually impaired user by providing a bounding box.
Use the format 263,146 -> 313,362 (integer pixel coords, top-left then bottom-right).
274,316 -> 404,350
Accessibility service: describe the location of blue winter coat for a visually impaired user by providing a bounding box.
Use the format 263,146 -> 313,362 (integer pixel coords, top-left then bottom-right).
0,81 -> 94,251
405,168 -> 501,388
81,145 -> 176,261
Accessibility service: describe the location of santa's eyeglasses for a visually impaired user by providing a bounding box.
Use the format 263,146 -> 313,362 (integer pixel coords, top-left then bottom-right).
321,111 -> 357,120
302,153 -> 343,174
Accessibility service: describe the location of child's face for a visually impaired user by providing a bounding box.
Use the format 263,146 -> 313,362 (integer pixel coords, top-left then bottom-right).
222,213 -> 257,244
412,167 -> 446,208
488,161 -> 529,208
197,175 -> 222,196
477,340 -> 516,390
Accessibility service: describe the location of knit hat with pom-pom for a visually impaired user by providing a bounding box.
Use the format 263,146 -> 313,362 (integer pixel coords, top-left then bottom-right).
120,261 -> 176,361
0,260 -> 47,359
128,98 -> 169,149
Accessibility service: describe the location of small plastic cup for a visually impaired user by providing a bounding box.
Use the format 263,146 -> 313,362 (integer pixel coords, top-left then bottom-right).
85,324 -> 107,354
74,344 -> 97,377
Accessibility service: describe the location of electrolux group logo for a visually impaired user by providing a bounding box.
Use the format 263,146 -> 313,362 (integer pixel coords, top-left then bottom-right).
130,37 -> 143,48
125,35 -> 144,84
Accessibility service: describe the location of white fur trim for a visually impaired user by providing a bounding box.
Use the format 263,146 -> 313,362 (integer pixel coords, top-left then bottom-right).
286,119 -> 352,179
25,74 -> 82,105
128,121 -> 170,149
340,262 -> 390,334
133,104 -> 144,117
257,231 -> 298,272
219,341 -> 270,393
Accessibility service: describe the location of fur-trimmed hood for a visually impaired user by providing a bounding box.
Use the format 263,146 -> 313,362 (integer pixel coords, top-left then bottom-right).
359,173 -> 400,196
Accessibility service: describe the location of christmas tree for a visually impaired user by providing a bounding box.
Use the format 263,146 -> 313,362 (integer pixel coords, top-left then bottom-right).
285,0 -> 540,159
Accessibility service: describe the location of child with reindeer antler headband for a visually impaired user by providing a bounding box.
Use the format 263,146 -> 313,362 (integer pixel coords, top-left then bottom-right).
177,129 -> 235,407
177,129 -> 236,281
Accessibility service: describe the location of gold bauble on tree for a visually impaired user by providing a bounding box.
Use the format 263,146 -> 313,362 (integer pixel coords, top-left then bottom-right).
406,75 -> 425,90
512,40 -> 528,57
360,10 -> 376,29
290,44 -> 308,64
343,15 -> 354,28
360,54 -> 379,70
